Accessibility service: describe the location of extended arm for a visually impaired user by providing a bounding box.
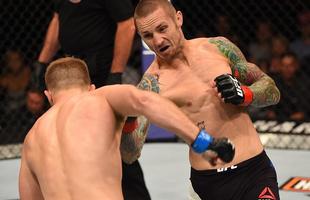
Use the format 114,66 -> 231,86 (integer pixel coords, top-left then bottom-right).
210,37 -> 280,107
100,83 -> 199,162
101,84 -> 198,142
101,84 -> 235,164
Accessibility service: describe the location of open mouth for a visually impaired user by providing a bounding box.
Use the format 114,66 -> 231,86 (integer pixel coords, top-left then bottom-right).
159,45 -> 169,52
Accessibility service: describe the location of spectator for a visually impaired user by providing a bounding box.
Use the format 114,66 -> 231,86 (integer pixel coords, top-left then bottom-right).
0,89 -> 45,144
0,50 -> 31,112
25,89 -> 46,117
270,35 -> 290,76
290,10 -> 310,62
214,14 -> 245,53
248,21 -> 273,64
271,53 -> 308,121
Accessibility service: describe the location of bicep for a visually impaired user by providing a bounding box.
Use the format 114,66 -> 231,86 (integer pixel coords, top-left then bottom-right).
19,154 -> 44,200
233,62 -> 266,85
210,37 -> 266,85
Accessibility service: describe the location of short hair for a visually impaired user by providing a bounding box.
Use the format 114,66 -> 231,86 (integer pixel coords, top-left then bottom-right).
134,0 -> 176,20
45,57 -> 91,92
27,88 -> 44,97
281,52 -> 298,61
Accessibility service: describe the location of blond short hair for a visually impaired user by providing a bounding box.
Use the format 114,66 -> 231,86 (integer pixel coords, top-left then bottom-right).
45,57 -> 91,92
134,0 -> 176,20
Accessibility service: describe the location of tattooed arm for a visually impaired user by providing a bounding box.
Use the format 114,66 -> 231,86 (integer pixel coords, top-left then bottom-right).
120,73 -> 160,164
209,37 -> 280,107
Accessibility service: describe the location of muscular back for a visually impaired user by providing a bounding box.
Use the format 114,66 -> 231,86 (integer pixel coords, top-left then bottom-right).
145,38 -> 263,170
21,92 -> 124,200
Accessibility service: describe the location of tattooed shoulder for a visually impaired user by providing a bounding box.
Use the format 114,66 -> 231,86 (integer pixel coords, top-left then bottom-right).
137,73 -> 160,93
209,37 -> 251,82
209,37 -> 246,64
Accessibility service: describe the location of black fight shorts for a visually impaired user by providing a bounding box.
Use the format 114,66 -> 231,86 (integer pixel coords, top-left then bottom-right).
122,160 -> 151,200
190,151 -> 280,200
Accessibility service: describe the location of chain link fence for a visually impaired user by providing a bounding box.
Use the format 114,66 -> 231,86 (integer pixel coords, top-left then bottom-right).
0,0 -> 309,159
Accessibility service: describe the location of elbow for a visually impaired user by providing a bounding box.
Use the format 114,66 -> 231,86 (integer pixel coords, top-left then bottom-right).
120,132 -> 142,164
271,79 -> 281,105
129,19 -> 136,34
274,86 -> 281,104
128,18 -> 136,35
121,151 -> 141,164
122,156 -> 139,165
260,75 -> 281,106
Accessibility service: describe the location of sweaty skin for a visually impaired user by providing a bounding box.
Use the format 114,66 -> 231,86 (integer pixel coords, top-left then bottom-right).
127,7 -> 280,170
19,84 -> 201,200
145,39 -> 264,170
20,89 -> 125,200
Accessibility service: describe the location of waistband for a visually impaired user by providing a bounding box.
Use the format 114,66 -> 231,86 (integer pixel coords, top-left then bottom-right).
191,150 -> 270,175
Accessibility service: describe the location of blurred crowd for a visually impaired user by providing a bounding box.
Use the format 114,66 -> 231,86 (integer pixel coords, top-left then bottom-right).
194,10 -> 310,122
0,10 -> 309,144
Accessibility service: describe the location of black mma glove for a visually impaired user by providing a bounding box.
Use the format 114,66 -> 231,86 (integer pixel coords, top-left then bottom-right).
191,129 -> 235,163
214,74 -> 253,106
208,138 -> 235,163
106,72 -> 122,85
30,61 -> 47,92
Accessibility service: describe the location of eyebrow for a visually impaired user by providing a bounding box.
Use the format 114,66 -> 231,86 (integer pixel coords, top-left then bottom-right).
141,30 -> 150,35
141,23 -> 166,35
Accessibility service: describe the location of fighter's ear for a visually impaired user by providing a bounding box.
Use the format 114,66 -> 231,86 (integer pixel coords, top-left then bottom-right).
44,90 -> 53,105
89,84 -> 96,91
175,11 -> 183,27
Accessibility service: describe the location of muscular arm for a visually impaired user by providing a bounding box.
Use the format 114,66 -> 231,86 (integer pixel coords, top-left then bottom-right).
209,37 -> 280,107
110,18 -> 135,73
99,82 -> 199,164
120,116 -> 149,163
38,13 -> 60,63
120,73 -> 160,163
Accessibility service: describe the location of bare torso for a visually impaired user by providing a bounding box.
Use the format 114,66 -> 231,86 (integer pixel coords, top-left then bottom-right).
24,91 -> 124,200
148,38 -> 263,170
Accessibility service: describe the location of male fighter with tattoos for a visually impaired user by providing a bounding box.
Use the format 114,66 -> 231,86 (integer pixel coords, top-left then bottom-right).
120,0 -> 281,199
19,57 -> 233,200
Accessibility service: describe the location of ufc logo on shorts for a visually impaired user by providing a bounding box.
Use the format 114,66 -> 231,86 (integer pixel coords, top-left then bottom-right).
217,165 -> 237,173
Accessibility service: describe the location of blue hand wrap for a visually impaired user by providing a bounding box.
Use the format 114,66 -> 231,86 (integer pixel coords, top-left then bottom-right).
191,129 -> 213,153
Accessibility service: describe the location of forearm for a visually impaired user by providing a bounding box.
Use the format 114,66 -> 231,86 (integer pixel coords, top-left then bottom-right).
119,74 -> 161,163
121,92 -> 199,163
38,13 -> 60,63
38,41 -> 60,63
111,18 -> 135,73
121,116 -> 149,164
235,62 -> 280,107
209,37 -> 280,108
120,92 -> 198,163
248,73 -> 280,107
139,92 -> 199,144
115,85 -> 234,164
